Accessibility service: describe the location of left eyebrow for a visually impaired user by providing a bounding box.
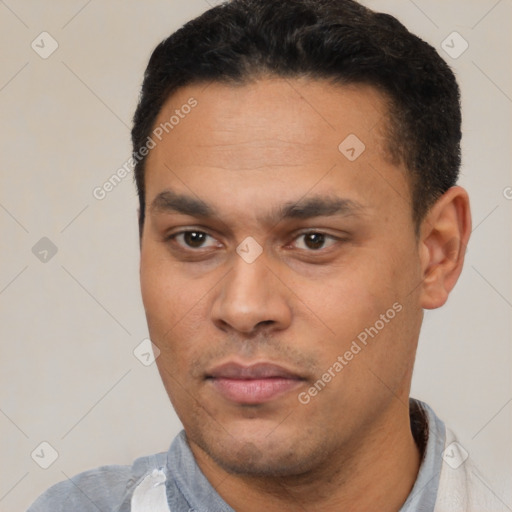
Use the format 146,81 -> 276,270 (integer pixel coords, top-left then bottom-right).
274,196 -> 366,221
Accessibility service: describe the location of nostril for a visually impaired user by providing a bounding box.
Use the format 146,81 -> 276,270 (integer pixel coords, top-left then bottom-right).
256,320 -> 274,328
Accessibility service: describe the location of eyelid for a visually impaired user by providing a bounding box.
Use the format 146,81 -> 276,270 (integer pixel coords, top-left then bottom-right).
292,228 -> 339,237
292,228 -> 342,240
165,225 -> 215,238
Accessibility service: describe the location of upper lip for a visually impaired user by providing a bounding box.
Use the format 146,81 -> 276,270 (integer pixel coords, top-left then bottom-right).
206,362 -> 304,380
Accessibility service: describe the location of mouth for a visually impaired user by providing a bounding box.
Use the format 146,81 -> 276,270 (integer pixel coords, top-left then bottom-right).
205,361 -> 306,404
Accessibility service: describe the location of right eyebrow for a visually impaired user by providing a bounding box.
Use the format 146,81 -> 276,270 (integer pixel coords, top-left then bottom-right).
149,190 -> 215,218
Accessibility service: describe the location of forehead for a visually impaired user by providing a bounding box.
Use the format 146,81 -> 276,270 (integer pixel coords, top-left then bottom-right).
143,78 -> 411,227
150,78 -> 389,169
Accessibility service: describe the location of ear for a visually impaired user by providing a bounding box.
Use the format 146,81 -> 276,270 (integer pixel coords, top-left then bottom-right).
418,186 -> 472,310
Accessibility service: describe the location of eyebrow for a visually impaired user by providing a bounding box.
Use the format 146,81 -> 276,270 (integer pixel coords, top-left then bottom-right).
277,196 -> 364,220
149,189 -> 365,222
150,190 -> 213,217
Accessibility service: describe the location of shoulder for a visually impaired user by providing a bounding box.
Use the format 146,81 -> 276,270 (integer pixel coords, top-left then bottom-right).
410,400 -> 509,512
435,425 -> 509,512
27,452 -> 168,512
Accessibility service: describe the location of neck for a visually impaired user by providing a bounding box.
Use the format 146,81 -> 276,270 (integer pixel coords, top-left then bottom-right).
190,400 -> 421,512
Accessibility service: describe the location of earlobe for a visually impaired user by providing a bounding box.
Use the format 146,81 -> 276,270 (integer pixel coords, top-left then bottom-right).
418,186 -> 472,310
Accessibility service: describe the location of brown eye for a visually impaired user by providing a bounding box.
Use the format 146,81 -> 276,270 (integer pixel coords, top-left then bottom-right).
304,233 -> 326,249
183,231 -> 207,248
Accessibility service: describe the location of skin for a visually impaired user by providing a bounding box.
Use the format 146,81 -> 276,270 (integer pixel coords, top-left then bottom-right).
139,78 -> 471,511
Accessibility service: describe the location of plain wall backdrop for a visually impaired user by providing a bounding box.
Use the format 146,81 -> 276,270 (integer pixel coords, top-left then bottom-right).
0,1 -> 511,510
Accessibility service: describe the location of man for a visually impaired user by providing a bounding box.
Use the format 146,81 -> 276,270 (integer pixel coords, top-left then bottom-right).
28,0 -> 504,510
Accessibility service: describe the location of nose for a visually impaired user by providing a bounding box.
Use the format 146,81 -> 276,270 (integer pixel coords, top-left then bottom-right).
211,252 -> 292,335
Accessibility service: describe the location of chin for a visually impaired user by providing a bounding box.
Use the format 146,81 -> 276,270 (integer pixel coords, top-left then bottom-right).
190,419 -> 328,477
211,441 -> 310,477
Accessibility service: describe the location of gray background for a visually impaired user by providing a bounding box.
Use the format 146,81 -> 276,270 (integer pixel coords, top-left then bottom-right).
0,1 -> 511,510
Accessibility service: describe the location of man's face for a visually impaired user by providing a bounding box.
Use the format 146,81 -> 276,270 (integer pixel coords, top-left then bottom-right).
140,78 -> 425,476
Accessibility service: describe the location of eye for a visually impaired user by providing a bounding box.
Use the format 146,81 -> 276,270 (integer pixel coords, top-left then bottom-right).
292,232 -> 338,251
169,230 -> 219,249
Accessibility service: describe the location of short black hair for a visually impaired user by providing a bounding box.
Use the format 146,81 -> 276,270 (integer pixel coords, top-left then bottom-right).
132,0 -> 461,229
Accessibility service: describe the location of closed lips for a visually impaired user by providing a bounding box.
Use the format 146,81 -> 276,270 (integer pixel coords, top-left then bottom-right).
206,362 -> 304,380
206,362 -> 305,404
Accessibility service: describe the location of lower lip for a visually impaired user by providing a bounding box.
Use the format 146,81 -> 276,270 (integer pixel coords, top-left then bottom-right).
210,377 -> 302,404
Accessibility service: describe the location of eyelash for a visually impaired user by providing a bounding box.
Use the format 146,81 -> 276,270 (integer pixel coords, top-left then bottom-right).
166,229 -> 341,253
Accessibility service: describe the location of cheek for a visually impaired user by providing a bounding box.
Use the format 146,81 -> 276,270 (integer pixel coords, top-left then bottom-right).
141,243 -> 193,321
140,247 -> 215,364
310,243 -> 418,366
140,247 -> 189,348
314,260 -> 394,326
